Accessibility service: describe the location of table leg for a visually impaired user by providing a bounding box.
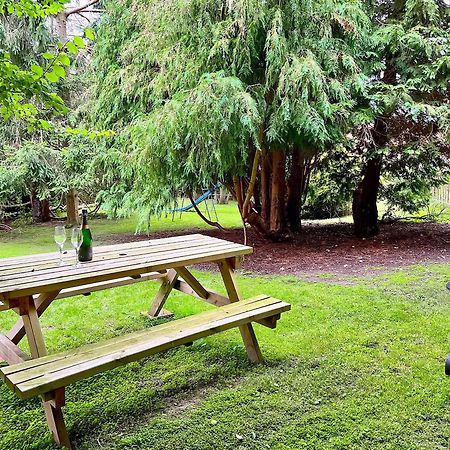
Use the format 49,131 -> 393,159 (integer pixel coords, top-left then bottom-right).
146,269 -> 179,317
218,258 -> 263,363
0,333 -> 31,365
17,295 -> 71,449
7,291 -> 60,345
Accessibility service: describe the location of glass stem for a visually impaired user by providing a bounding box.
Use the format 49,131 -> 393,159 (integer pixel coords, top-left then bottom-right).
59,247 -> 62,265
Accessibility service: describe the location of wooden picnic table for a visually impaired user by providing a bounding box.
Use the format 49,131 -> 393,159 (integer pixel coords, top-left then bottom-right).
0,234 -> 289,448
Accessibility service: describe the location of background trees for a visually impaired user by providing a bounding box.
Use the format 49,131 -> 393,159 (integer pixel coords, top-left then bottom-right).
1,0 -> 449,236
0,0 -> 99,225
350,0 -> 450,236
90,0 -> 372,237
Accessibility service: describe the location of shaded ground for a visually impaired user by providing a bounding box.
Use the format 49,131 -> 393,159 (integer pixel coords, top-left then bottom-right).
106,222 -> 450,279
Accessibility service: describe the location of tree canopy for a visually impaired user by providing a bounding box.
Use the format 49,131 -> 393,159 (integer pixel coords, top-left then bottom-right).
90,0 -> 374,235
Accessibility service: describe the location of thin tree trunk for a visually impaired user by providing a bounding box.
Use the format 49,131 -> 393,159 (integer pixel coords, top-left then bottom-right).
218,187 -> 228,204
66,188 -> 79,226
352,64 -> 396,238
260,151 -> 271,224
55,11 -> 68,41
269,149 -> 286,235
286,150 -> 304,232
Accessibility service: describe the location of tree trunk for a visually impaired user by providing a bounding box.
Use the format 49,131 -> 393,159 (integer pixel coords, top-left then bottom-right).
352,155 -> 382,237
218,187 -> 228,204
286,150 -> 304,232
66,188 -> 79,226
269,149 -> 286,236
31,192 -> 51,223
260,151 -> 271,224
55,11 -> 68,41
352,114 -> 389,238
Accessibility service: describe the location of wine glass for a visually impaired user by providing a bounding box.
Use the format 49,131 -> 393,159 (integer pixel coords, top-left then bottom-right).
54,225 -> 66,266
71,227 -> 83,268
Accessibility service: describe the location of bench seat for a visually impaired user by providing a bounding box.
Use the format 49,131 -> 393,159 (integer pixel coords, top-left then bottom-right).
1,295 -> 290,400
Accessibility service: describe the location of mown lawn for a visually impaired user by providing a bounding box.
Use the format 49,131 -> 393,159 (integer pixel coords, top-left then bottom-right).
0,202 -> 243,258
0,224 -> 450,449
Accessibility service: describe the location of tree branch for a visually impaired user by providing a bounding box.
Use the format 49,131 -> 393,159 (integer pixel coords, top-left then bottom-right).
242,150 -> 261,219
66,0 -> 99,17
188,193 -> 227,231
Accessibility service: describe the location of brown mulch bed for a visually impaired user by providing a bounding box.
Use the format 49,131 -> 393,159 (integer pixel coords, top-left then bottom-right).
104,222 -> 450,278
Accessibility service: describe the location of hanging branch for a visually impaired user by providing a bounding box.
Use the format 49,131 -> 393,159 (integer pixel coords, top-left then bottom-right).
242,150 -> 261,219
188,193 -> 227,231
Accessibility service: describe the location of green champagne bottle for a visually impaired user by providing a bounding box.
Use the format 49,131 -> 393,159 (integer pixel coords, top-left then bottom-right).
78,209 -> 93,262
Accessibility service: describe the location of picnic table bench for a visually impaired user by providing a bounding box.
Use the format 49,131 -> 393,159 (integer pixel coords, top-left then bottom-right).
0,234 -> 290,449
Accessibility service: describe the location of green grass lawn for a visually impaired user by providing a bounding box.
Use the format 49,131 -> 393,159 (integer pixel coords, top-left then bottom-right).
0,221 -> 450,449
0,202 -> 243,258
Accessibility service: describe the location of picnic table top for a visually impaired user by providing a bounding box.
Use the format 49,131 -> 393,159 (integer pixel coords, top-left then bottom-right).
0,234 -> 253,301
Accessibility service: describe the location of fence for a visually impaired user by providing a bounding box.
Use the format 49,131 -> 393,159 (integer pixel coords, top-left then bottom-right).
432,184 -> 450,205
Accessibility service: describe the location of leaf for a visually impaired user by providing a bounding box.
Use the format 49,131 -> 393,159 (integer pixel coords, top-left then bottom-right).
66,42 -> 78,54
42,52 -> 54,60
45,71 -> 59,83
58,53 -> 70,66
54,65 -> 66,79
85,27 -> 95,41
31,64 -> 44,77
73,36 -> 85,49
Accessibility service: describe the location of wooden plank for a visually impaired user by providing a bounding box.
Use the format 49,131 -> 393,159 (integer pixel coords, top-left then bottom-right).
0,241 -> 246,287
0,234 -> 233,273
0,245 -> 252,300
175,267 -> 209,299
4,298 -> 290,399
43,401 -> 71,449
174,280 -> 230,306
19,296 -> 48,358
5,296 -> 280,385
43,388 -> 66,408
0,235 -> 224,278
7,291 -> 60,345
147,269 -> 179,317
2,296 -> 276,379
54,272 -> 165,300
0,334 -> 31,365
218,258 -> 263,363
0,241 -> 248,290
16,301 -> 289,398
0,234 -> 211,266
173,281 -> 279,328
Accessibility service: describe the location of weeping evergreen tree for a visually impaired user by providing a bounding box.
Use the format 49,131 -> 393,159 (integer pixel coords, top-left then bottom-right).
351,0 -> 450,237
90,0 -> 371,237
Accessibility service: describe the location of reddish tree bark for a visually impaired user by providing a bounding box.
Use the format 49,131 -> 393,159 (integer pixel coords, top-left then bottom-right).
269,149 -> 286,235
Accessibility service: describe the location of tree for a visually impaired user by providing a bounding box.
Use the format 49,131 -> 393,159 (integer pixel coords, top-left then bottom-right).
52,0 -> 101,225
89,0 -> 371,238
0,142 -> 65,222
0,0 -> 99,224
351,0 -> 450,237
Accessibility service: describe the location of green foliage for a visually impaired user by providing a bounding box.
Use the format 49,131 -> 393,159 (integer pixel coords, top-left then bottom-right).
0,141 -> 65,202
90,0 -> 372,220
380,143 -> 450,213
0,0 -> 93,130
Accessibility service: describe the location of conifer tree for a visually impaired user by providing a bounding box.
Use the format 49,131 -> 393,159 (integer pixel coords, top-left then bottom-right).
91,0 -> 371,237
351,0 -> 450,237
